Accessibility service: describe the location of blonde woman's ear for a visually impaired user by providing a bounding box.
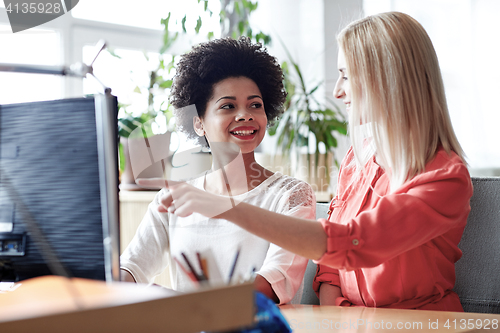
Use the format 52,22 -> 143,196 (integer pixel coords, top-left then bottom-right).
193,116 -> 205,136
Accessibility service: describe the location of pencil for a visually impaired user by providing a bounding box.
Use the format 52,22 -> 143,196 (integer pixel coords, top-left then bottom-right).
173,256 -> 198,284
196,252 -> 209,280
182,252 -> 207,282
228,247 -> 241,284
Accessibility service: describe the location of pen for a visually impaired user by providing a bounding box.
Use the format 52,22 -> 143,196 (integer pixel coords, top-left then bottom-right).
228,247 -> 241,284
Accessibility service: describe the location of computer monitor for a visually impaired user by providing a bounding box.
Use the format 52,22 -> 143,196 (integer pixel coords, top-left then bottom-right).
0,93 -> 120,282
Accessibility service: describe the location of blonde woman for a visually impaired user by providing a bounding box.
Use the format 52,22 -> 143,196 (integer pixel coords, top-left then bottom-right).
140,12 -> 472,311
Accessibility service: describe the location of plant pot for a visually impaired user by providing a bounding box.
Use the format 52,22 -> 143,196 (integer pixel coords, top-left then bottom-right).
120,132 -> 172,191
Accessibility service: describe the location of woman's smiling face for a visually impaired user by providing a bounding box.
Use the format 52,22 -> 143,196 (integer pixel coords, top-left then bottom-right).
194,76 -> 267,154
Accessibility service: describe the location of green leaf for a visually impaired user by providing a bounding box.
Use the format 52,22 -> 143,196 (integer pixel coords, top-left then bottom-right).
287,129 -> 296,150
161,12 -> 171,31
207,31 -> 214,40
308,81 -> 323,95
204,0 -> 208,11
255,32 -> 264,43
238,21 -> 246,35
195,16 -> 202,33
268,124 -> 277,136
161,30 -> 178,54
159,79 -> 173,88
263,34 -> 271,45
181,15 -> 187,33
234,1 -> 241,16
106,48 -> 121,59
326,132 -> 338,148
119,141 -> 125,171
133,86 -> 141,94
220,9 -> 226,20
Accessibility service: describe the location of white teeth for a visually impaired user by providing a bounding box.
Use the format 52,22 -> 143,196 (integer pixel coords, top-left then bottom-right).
232,130 -> 255,136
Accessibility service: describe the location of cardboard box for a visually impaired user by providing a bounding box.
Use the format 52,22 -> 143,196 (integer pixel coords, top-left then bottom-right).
0,276 -> 254,333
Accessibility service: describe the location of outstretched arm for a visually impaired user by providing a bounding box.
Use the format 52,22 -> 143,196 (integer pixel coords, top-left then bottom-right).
137,179 -> 328,260
219,201 -> 327,260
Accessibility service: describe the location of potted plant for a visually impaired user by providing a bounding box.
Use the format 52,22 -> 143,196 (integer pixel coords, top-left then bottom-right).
267,46 -> 348,193
118,111 -> 173,190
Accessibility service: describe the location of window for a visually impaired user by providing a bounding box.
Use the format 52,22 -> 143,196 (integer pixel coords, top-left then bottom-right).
0,25 -> 62,104
71,0 -> 221,34
0,0 -> 220,104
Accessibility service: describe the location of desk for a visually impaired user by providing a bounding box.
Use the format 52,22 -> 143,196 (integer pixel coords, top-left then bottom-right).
280,305 -> 500,332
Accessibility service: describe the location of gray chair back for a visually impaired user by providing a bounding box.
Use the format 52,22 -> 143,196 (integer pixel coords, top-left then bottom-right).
454,177 -> 500,313
300,202 -> 329,305
301,177 -> 500,313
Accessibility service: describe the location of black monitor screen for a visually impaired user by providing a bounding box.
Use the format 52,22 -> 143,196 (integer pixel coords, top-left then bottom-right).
0,95 -> 120,282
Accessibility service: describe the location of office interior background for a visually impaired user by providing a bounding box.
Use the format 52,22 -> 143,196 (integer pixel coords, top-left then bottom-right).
1,0 -> 499,178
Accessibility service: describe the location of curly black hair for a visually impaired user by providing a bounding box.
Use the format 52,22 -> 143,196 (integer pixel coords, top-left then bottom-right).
170,36 -> 287,147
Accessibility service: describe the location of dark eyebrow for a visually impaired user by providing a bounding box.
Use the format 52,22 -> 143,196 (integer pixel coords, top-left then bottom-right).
248,95 -> 263,101
215,95 -> 263,103
339,68 -> 346,72
215,96 -> 236,103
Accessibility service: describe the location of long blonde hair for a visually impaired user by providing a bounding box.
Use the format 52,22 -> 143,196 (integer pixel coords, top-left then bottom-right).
338,11 -> 466,191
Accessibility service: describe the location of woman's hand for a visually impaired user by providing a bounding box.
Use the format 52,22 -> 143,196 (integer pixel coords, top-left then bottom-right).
136,178 -> 234,218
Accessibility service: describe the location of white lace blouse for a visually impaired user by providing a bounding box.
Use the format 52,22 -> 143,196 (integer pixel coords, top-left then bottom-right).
120,172 -> 316,304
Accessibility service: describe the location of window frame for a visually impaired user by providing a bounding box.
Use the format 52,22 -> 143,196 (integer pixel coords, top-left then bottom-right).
0,8 -> 181,99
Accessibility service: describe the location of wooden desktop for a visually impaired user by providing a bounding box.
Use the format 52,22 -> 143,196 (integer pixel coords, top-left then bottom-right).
280,304 -> 500,332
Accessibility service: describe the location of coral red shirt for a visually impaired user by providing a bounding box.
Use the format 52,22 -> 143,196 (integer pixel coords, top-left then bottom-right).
313,147 -> 472,311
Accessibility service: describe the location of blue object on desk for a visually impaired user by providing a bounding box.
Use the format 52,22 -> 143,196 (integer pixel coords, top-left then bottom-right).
205,291 -> 291,333
235,291 -> 292,333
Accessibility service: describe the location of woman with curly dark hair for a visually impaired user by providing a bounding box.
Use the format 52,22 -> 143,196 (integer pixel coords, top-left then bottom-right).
170,36 -> 286,147
121,37 -> 316,304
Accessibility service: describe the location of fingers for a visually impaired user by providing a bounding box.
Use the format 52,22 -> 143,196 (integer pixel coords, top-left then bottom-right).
158,189 -> 174,213
154,182 -> 236,219
157,184 -> 190,215
136,178 -> 183,190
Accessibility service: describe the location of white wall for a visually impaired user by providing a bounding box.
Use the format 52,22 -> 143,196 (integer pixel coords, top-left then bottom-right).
364,0 -> 500,173
252,0 -> 362,160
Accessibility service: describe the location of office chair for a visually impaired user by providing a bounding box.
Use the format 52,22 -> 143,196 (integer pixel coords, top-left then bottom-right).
454,177 -> 500,313
302,177 -> 500,313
